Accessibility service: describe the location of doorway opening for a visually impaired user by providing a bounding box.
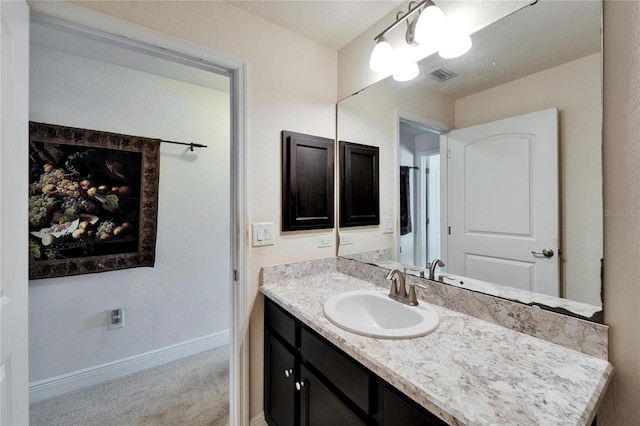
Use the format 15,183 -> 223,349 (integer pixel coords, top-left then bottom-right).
398,119 -> 445,270
25,3 -> 247,424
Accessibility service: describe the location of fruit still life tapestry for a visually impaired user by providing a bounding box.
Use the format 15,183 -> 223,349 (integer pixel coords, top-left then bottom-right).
29,122 -> 160,279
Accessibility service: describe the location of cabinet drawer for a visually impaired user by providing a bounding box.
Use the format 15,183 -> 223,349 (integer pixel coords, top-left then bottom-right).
300,327 -> 372,414
265,297 -> 297,347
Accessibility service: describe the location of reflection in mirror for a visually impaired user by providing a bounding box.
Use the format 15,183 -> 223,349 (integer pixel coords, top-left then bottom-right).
337,0 -> 603,322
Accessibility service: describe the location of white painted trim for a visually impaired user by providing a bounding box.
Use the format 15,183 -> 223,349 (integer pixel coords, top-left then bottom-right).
230,43 -> 250,426
249,413 -> 268,426
29,331 -> 229,403
27,3 -> 250,424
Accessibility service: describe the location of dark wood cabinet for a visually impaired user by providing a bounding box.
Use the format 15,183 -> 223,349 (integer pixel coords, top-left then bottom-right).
382,386 -> 445,426
299,365 -> 366,426
264,331 -> 297,426
264,297 -> 446,426
282,131 -> 334,231
339,141 -> 380,227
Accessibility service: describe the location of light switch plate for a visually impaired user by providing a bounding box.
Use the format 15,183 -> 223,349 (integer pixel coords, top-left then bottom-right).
382,216 -> 394,234
252,222 -> 275,247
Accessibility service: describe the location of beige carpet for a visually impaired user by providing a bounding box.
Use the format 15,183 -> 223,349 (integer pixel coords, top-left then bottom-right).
29,345 -> 229,426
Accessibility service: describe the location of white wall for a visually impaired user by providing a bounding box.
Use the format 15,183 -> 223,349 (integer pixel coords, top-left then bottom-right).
455,53 -> 603,306
599,1 -> 640,424
29,44 -> 230,381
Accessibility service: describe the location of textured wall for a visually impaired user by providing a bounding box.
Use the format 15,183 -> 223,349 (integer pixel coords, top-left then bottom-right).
599,1 -> 640,424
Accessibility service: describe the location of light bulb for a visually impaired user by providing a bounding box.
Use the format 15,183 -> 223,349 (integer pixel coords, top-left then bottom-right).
393,60 -> 419,82
439,34 -> 472,59
369,37 -> 394,73
414,4 -> 447,46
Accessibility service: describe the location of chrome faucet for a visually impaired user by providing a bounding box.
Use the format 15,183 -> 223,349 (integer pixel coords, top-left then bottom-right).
385,267 -> 428,306
428,259 -> 445,280
385,268 -> 407,300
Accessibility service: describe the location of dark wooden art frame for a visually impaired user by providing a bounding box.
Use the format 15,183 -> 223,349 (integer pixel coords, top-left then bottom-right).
28,122 -> 160,279
340,141 -> 380,227
281,131 -> 334,231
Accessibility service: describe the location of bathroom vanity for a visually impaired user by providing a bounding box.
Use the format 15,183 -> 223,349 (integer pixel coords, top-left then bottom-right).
265,297 -> 446,425
261,259 -> 612,426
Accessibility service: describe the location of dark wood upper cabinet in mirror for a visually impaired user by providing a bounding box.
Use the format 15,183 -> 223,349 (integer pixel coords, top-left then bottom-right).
282,131 -> 334,231
340,141 -> 380,228
337,1 -> 603,322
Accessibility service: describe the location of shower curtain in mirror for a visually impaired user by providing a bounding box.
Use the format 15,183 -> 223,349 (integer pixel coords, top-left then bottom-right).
400,166 -> 412,235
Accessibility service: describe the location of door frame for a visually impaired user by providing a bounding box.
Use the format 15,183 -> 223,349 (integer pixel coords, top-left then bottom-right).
417,149 -> 441,268
395,110 -> 450,268
27,2 -> 249,425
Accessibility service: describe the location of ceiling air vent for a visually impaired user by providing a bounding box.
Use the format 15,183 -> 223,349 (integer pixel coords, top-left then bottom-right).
429,67 -> 457,82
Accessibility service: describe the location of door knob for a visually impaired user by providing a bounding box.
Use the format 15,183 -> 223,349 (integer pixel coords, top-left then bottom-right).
283,368 -> 293,378
531,248 -> 554,258
295,381 -> 305,391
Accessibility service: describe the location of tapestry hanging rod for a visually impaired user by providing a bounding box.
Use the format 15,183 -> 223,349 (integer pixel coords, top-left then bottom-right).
161,140 -> 208,151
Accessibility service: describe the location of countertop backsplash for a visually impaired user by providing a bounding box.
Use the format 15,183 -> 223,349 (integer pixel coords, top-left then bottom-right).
262,257 -> 608,359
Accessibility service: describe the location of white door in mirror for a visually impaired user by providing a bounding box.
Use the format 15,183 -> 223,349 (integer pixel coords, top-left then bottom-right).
323,290 -> 440,339
446,108 -> 559,296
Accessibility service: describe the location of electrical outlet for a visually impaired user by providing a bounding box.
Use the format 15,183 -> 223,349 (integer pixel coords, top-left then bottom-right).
317,234 -> 333,248
109,308 -> 124,330
382,216 -> 394,234
340,233 -> 353,245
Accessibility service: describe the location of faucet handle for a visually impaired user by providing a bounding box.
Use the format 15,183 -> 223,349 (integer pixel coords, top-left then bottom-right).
408,282 -> 429,306
438,274 -> 456,283
404,266 -> 425,279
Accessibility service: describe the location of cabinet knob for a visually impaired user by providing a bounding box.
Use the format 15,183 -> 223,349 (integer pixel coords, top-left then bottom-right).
295,380 -> 305,391
284,368 -> 293,378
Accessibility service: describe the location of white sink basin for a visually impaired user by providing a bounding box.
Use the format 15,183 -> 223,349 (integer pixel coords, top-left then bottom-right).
323,290 -> 440,339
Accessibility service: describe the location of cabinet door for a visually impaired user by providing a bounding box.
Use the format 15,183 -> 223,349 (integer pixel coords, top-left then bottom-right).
339,141 -> 380,227
265,332 -> 297,426
383,386 -> 447,426
299,365 -> 366,426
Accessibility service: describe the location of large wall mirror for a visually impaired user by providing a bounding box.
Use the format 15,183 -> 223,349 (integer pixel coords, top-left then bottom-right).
337,0 -> 603,322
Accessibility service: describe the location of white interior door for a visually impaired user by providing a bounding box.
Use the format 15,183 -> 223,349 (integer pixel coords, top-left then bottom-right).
0,1 -> 30,424
447,108 -> 559,296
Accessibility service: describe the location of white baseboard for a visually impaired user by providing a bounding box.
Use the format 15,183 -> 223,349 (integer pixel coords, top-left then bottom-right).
29,330 -> 229,403
249,413 -> 268,426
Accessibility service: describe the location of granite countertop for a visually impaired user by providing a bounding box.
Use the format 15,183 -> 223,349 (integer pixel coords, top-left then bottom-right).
261,271 -> 613,426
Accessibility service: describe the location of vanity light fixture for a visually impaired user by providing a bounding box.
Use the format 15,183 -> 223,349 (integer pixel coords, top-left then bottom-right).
369,36 -> 395,73
393,58 -> 420,82
369,0 -> 472,81
438,23 -> 473,59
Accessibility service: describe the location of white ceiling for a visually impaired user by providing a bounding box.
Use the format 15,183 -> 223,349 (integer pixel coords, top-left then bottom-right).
30,20 -> 231,92
405,0 -> 601,99
224,0 -> 404,50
